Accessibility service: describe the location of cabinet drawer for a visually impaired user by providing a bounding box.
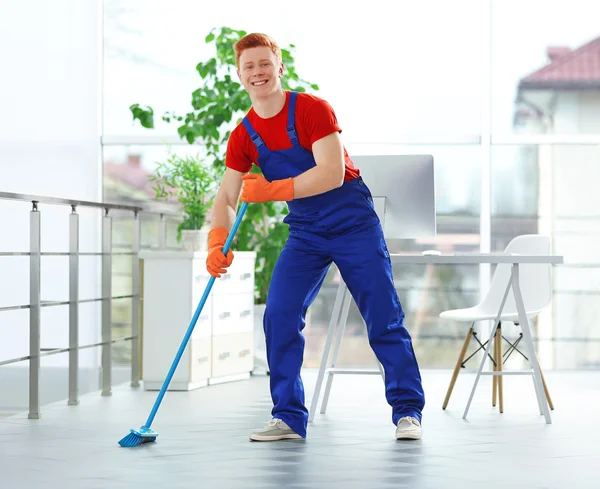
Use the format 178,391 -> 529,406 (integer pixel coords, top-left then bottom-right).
212,293 -> 254,336
211,333 -> 254,378
191,300 -> 212,338
212,259 -> 255,295
211,295 -> 236,336
190,338 -> 211,382
231,294 -> 254,334
192,254 -> 254,296
211,334 -> 238,378
235,332 -> 254,373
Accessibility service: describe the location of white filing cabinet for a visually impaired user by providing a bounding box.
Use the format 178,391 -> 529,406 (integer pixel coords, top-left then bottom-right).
140,250 -> 256,391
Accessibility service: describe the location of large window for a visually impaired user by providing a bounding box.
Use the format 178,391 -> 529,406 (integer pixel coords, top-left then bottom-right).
102,0 -> 600,370
491,0 -> 600,136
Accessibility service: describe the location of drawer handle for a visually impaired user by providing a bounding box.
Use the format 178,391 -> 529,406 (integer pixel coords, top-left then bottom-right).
197,356 -> 208,363
195,275 -> 209,282
199,314 -> 208,321
239,349 -> 251,358
219,351 -> 230,360
219,311 -> 231,320
221,274 -> 232,281
240,272 -> 251,280
239,309 -> 251,318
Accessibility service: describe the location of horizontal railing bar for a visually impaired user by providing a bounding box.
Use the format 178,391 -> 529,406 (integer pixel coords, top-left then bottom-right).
80,295 -> 135,302
0,354 -> 31,366
0,192 -> 181,219
40,252 -> 135,256
0,336 -> 137,365
0,295 -> 136,312
37,336 -> 136,358
41,300 -> 70,307
76,336 -> 135,351
0,252 -> 137,257
53,295 -> 135,306
0,304 -> 30,312
0,191 -> 144,212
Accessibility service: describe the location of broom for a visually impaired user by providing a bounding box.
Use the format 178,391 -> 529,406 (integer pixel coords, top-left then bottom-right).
118,202 -> 249,447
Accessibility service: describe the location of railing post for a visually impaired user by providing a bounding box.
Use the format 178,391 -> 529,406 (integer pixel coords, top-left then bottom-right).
158,213 -> 166,249
131,210 -> 141,387
101,208 -> 112,396
68,205 -> 79,405
29,201 -> 41,419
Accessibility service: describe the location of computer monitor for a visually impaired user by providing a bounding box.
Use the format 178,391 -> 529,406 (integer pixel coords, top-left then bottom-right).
350,154 -> 436,240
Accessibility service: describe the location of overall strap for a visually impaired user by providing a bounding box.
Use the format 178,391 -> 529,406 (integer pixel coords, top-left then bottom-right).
242,116 -> 269,158
286,91 -> 299,145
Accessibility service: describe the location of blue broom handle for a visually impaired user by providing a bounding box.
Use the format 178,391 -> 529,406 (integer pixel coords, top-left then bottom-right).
144,202 -> 249,428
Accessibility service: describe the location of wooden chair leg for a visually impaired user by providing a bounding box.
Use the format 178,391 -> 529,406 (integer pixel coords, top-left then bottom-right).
492,327 -> 498,407
443,326 -> 473,409
539,366 -> 554,410
497,324 -> 504,413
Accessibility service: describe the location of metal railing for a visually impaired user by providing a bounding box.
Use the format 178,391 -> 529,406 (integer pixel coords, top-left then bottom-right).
0,191 -> 181,419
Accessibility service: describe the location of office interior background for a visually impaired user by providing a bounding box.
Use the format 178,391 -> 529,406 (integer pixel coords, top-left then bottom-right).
1,0 -> 600,413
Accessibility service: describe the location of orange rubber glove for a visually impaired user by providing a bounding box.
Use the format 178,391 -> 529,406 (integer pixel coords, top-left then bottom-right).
241,174 -> 294,203
206,227 -> 234,278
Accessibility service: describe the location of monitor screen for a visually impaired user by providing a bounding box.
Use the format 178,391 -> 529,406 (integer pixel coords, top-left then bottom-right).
350,154 -> 436,240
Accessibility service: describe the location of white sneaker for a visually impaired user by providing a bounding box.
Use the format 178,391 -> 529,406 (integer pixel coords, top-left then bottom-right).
395,416 -> 422,440
249,418 -> 302,441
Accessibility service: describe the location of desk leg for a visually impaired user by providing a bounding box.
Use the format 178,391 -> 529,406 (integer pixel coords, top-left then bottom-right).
309,280 -> 347,422
321,286 -> 353,415
512,265 -> 552,424
463,278 -> 512,420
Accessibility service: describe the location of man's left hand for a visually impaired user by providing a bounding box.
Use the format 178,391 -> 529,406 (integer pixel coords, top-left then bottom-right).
241,174 -> 294,203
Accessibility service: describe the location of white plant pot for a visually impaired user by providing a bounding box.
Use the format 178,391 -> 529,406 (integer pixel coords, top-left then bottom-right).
181,229 -> 209,252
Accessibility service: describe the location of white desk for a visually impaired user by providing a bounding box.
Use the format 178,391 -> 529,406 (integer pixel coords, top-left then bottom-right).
309,253 -> 564,424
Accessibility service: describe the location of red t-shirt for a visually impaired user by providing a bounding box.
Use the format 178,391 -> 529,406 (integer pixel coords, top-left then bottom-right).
225,91 -> 360,182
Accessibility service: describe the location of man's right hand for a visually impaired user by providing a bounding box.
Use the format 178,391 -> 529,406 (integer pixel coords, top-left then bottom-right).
206,227 -> 234,278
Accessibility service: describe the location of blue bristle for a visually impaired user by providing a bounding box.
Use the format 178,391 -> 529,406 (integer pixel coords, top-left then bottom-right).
118,427 -> 158,447
118,432 -> 142,447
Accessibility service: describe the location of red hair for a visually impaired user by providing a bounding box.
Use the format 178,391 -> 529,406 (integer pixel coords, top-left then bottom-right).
234,33 -> 282,68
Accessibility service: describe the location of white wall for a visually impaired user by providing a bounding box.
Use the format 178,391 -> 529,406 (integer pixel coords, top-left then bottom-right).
0,0 -> 103,371
553,92 -> 600,133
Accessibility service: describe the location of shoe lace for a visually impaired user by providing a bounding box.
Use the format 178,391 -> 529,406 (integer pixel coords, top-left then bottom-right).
267,418 -> 283,427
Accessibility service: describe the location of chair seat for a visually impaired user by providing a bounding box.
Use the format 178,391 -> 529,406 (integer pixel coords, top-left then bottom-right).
439,306 -> 543,322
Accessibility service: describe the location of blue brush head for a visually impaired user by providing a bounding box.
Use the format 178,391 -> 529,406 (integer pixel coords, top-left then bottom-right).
118,427 -> 158,447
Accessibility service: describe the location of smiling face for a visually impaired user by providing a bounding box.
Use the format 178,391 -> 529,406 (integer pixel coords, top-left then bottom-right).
237,46 -> 284,99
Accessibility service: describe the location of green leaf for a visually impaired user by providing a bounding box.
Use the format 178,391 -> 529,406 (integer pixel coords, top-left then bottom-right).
129,104 -> 155,128
205,32 -> 215,43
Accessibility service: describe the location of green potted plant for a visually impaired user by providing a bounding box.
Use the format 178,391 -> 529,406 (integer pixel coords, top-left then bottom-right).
130,26 -> 319,304
149,149 -> 221,251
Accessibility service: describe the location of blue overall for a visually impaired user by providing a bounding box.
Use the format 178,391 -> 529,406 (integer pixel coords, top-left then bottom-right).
242,92 -> 425,438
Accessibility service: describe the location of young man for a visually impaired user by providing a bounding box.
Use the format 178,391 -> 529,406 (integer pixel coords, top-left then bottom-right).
206,33 -> 425,442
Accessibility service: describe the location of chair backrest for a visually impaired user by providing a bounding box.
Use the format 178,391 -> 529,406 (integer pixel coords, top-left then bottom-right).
479,234 -> 552,317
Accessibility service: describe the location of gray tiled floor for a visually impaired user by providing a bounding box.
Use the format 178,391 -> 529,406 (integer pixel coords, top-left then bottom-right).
1,369 -> 599,489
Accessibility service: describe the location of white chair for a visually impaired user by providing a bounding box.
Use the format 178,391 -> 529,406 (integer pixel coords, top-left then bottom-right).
440,234 -> 554,413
